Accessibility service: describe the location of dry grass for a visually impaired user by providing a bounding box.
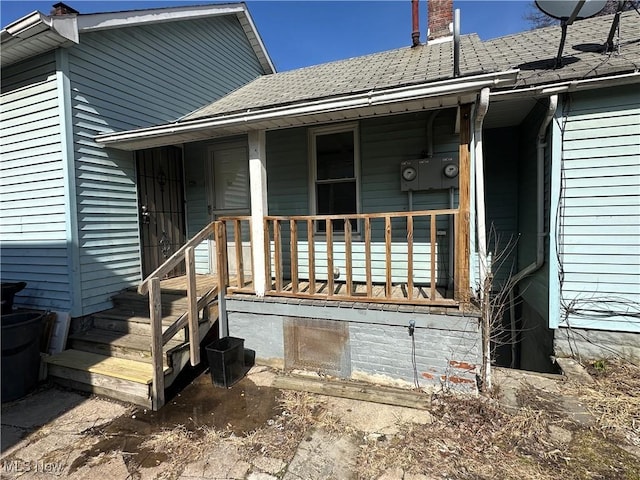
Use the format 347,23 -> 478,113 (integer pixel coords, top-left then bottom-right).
356,395 -> 555,480
571,359 -> 640,446
121,361 -> 640,480
355,361 -> 640,479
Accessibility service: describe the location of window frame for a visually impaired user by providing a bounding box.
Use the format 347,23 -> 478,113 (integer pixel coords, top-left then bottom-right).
309,123 -> 361,234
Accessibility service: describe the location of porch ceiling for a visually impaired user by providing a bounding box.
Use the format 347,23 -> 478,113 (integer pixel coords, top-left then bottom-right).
483,96 -> 537,129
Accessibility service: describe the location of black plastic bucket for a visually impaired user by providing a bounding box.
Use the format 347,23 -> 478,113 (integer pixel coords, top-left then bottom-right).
206,336 -> 245,388
1,312 -> 45,402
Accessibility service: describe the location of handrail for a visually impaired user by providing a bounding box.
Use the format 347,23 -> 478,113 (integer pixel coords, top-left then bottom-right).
140,220 -> 222,410
138,222 -> 216,295
264,209 -> 458,222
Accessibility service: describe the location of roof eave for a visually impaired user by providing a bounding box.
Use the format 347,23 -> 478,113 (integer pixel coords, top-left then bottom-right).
2,3 -> 274,74
95,70 -> 519,151
1,12 -> 79,67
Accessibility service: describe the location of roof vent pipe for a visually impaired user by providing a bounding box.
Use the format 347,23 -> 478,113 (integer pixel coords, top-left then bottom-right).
411,0 -> 420,47
453,8 -> 460,77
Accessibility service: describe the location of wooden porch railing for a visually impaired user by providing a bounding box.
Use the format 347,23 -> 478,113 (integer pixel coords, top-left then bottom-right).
138,221 -> 222,410
218,209 -> 460,307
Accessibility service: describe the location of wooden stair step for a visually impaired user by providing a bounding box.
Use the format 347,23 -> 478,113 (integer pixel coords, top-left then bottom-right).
94,308 -> 182,325
67,328 -> 185,364
45,349 -> 171,408
45,349 -> 170,384
92,315 -> 187,341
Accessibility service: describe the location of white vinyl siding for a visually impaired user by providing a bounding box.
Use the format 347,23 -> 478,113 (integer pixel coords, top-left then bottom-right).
557,85 -> 640,333
0,53 -> 72,311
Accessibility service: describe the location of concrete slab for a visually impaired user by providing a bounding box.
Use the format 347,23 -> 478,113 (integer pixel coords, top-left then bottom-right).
555,357 -> 595,384
282,429 -> 358,480
324,396 -> 434,435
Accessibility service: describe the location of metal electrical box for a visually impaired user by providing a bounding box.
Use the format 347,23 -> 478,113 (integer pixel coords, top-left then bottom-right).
400,157 -> 459,191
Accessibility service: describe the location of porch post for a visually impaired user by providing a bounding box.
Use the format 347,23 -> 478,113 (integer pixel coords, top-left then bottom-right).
248,129 -> 268,296
455,104 -> 472,304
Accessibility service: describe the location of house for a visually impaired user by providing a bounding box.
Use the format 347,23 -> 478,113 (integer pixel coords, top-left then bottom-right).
6,0 -> 638,409
97,0 -> 639,396
1,2 -> 273,406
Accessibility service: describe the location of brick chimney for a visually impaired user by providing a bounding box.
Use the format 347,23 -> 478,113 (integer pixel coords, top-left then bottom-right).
51,2 -> 79,16
428,0 -> 453,41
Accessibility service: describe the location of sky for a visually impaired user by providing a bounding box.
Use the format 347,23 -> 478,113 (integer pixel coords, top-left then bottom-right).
0,0 -> 540,71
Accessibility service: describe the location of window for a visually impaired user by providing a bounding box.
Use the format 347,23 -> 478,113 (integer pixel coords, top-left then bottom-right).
311,124 -> 359,232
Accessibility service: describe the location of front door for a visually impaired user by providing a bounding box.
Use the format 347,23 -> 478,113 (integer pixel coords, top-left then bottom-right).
207,142 -> 250,219
207,142 -> 250,277
137,146 -> 186,278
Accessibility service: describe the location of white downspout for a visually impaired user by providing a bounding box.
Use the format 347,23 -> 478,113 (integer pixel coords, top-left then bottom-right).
474,88 -> 491,390
474,88 -> 490,298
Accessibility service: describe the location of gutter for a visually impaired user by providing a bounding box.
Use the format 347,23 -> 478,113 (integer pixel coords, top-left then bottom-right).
490,72 -> 640,100
1,11 -> 46,39
474,88 -> 490,299
1,11 -> 78,43
96,70 -> 519,147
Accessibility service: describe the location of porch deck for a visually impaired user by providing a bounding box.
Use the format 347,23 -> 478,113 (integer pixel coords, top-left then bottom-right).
229,279 -> 452,304
165,274 -> 453,306
158,274 -> 220,297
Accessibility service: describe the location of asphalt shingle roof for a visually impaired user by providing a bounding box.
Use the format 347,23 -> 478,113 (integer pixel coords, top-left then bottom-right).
183,11 -> 639,122
485,11 -> 640,86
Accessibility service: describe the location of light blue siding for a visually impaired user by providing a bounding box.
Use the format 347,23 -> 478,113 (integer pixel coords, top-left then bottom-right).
0,53 -> 73,312
184,142 -> 213,273
555,85 -> 640,333
258,111 -> 459,286
65,15 -> 267,313
516,102 -> 552,321
484,126 -> 520,291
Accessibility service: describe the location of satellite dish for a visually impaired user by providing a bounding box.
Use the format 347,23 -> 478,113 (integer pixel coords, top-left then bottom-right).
535,0 -> 608,69
535,0 -> 607,21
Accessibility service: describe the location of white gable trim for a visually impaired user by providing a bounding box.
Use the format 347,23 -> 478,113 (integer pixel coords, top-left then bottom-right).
77,4 -> 246,31
77,4 -> 275,74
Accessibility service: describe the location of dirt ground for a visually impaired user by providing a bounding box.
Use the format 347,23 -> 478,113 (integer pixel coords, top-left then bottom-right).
1,359 -> 639,480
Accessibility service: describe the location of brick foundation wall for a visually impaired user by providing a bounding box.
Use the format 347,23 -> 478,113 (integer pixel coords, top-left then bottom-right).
226,297 -> 481,392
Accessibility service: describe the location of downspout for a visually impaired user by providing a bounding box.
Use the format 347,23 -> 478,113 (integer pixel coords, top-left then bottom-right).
474,88 -> 490,299
508,95 -> 558,367
474,88 -> 491,390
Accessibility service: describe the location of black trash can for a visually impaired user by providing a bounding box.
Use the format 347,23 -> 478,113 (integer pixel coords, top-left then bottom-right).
1,312 -> 45,402
206,336 -> 245,388
1,282 -> 27,315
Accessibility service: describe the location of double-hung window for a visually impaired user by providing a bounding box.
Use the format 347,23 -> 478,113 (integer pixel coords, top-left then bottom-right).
311,124 -> 360,232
